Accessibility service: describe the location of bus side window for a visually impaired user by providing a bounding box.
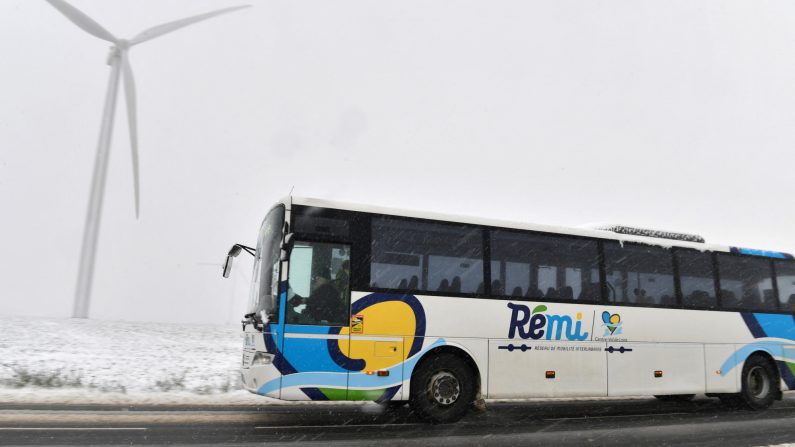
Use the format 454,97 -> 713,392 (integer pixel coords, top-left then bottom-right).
603,243 -> 675,306
718,254 -> 776,312
676,250 -> 718,310
286,241 -> 350,326
490,230 -> 600,302
775,261 -> 795,312
370,218 -> 484,295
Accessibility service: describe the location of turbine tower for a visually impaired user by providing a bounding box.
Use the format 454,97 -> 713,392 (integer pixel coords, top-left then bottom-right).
44,0 -> 249,318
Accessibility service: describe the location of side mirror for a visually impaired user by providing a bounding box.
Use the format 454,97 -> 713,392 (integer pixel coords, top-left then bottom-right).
222,244 -> 250,278
280,233 -> 295,261
222,256 -> 234,278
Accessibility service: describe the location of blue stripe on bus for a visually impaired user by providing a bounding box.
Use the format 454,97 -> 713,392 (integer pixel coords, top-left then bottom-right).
284,324 -> 339,334
742,313 -> 767,339
720,341 -> 788,377
264,324 -> 297,375
733,248 -> 792,259
753,313 -> 795,341
300,387 -> 330,400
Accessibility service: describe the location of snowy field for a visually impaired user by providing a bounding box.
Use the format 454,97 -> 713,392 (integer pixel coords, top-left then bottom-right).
0,316 -> 271,405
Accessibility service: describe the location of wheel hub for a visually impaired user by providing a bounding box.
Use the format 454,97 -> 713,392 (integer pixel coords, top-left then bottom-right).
428,371 -> 460,406
747,365 -> 770,399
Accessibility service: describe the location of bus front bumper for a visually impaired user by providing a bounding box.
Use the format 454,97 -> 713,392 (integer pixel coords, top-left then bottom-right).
241,350 -> 281,398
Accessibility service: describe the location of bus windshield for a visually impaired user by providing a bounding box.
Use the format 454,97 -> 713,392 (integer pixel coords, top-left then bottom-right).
249,205 -> 285,319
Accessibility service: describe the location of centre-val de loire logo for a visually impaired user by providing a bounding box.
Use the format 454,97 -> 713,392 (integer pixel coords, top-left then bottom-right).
601,311 -> 622,336
507,303 -> 589,341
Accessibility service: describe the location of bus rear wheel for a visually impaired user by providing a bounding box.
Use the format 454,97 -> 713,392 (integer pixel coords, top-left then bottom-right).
740,355 -> 778,410
719,355 -> 779,410
409,353 -> 476,424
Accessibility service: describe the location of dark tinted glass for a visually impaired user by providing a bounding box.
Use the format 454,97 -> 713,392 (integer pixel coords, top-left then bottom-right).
775,261 -> 795,312
676,250 -> 717,309
370,218 -> 484,294
490,231 -> 600,301
293,207 -> 349,239
718,254 -> 776,311
774,261 -> 795,312
603,243 -> 675,305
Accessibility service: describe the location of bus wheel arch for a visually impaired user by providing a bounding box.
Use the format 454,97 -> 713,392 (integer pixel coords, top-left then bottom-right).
719,350 -> 781,409
412,345 -> 482,398
408,345 -> 481,423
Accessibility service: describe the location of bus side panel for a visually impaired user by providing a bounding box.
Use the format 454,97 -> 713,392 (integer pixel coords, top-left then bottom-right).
487,340 -> 607,398
346,333 -> 405,401
704,344 -> 739,393
607,343 -> 705,396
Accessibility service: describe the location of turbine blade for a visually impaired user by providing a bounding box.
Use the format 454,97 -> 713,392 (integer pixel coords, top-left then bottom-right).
44,0 -> 117,43
121,51 -> 140,219
130,5 -> 250,46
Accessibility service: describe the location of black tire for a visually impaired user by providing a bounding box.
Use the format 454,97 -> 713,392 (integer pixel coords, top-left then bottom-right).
738,355 -> 779,410
718,394 -> 744,408
409,353 -> 476,424
654,394 -> 695,402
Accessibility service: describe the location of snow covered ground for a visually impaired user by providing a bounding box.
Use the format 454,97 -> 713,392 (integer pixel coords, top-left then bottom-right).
0,316 -> 271,405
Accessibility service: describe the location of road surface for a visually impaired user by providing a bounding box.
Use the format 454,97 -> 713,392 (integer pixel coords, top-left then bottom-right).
2,396 -> 795,446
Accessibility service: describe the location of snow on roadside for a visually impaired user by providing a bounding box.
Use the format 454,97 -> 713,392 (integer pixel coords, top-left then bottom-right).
0,315 -> 265,405
0,389 -> 270,406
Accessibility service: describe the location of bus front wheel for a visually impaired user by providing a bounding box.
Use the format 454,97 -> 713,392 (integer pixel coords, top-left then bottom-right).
409,353 -> 476,424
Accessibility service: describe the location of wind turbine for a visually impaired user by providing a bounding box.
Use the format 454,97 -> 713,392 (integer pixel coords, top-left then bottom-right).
44,0 -> 250,318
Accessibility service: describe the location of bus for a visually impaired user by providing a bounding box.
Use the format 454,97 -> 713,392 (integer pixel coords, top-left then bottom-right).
223,196 -> 795,423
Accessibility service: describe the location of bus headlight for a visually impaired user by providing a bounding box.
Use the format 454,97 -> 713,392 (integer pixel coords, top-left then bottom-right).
252,352 -> 274,366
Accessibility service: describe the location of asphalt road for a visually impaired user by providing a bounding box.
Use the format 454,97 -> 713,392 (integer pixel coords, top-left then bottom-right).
3,396 -> 795,446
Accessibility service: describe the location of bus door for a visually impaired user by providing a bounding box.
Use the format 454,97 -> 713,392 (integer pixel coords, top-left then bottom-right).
280,241 -> 353,400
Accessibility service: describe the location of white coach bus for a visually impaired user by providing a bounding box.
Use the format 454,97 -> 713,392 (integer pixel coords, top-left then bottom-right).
223,197 -> 795,423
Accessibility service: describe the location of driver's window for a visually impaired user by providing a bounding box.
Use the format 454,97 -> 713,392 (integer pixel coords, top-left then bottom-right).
286,241 -> 350,326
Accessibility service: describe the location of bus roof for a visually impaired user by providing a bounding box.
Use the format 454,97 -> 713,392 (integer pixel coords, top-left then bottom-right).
281,196 -> 792,259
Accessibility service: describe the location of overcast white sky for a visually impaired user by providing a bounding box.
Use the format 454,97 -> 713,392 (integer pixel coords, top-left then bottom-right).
2,0 -> 795,324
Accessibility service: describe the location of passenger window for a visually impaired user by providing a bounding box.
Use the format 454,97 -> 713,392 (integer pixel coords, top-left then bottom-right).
370,218 -> 484,294
490,231 -> 600,301
603,243 -> 676,305
676,250 -> 718,309
286,241 -> 350,326
718,254 -> 776,311
775,261 -> 795,312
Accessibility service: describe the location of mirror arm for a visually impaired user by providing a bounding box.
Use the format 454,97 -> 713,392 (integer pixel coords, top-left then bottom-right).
232,244 -> 256,257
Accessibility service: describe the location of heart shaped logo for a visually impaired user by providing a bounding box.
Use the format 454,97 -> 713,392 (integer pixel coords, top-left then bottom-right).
601,311 -> 622,335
